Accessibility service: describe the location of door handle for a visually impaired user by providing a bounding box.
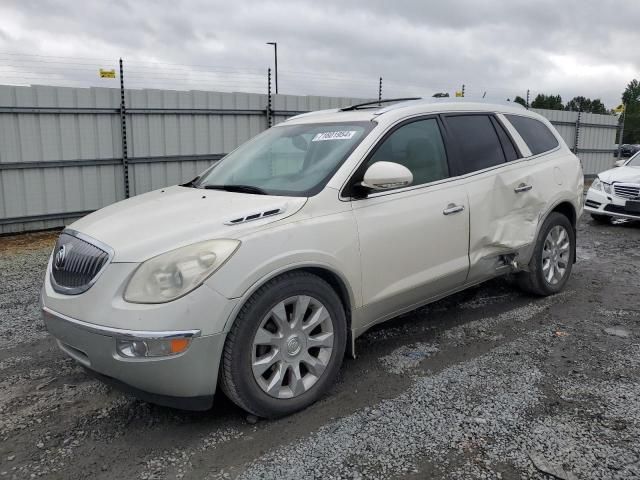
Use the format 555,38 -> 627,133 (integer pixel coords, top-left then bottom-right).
514,183 -> 533,193
443,203 -> 465,215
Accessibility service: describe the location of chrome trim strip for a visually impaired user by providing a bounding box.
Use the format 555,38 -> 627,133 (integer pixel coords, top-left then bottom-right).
49,228 -> 115,295
42,306 -> 201,340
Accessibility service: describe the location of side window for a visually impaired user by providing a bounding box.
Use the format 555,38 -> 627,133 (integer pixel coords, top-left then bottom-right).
366,119 -> 449,187
445,115 -> 506,173
492,118 -> 519,162
505,115 -> 559,155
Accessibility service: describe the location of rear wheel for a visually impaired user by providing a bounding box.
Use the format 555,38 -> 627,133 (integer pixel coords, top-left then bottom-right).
517,212 -> 575,296
590,213 -> 610,224
220,272 -> 346,418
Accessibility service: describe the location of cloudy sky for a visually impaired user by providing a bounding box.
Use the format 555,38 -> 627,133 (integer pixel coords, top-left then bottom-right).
0,0 -> 638,108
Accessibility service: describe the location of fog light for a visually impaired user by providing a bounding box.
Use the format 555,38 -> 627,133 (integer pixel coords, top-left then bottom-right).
116,337 -> 192,358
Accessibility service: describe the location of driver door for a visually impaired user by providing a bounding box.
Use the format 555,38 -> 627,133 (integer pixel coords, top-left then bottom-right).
351,117 -> 470,325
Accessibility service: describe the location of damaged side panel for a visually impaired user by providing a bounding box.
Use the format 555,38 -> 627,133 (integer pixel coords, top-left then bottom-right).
465,155 -> 557,283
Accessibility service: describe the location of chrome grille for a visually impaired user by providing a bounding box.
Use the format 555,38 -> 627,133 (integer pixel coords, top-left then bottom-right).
50,230 -> 113,295
613,183 -> 640,199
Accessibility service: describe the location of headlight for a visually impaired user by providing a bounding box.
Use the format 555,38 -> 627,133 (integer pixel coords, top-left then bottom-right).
591,178 -> 602,191
602,182 -> 612,194
124,239 -> 240,303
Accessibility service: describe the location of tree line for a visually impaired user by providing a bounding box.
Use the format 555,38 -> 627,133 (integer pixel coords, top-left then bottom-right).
511,94 -> 607,114
509,80 -> 640,143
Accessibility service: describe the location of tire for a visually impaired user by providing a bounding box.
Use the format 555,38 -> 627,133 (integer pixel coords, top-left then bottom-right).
517,212 -> 575,296
220,271 -> 347,418
590,213 -> 610,224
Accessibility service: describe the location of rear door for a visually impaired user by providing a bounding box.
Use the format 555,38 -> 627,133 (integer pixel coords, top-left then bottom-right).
349,117 -> 469,325
441,113 -> 545,283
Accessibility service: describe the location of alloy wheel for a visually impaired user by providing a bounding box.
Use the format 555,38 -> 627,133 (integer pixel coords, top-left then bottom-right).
542,225 -> 571,285
251,295 -> 335,399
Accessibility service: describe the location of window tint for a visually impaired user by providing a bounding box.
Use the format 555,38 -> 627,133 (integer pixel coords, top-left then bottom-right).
492,118 -> 519,161
505,114 -> 559,155
366,118 -> 449,186
445,115 -> 506,173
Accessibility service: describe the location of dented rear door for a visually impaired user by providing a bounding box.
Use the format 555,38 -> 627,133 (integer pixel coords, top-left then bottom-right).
463,158 -> 548,283
441,113 -> 547,283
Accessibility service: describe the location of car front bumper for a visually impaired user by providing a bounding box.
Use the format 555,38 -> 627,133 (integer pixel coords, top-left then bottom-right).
584,187 -> 640,221
43,307 -> 225,410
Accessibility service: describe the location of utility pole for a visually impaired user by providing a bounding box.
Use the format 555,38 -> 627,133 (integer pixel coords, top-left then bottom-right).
266,42 -> 278,94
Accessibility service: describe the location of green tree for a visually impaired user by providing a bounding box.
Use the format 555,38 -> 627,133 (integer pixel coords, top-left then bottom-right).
531,94 -> 563,110
621,79 -> 640,144
513,96 -> 527,107
564,96 -> 607,114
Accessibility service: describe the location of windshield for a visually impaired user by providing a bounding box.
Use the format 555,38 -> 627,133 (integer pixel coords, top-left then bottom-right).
195,121 -> 373,196
627,151 -> 640,167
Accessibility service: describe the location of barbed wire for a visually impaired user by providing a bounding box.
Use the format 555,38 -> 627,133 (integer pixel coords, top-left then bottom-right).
0,52 -> 622,107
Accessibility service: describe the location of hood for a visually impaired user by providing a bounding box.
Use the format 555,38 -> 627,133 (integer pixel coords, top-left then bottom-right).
69,186 -> 307,262
598,165 -> 640,184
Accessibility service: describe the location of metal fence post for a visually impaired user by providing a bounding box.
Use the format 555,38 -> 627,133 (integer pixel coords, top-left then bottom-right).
526,89 -> 530,109
573,110 -> 582,155
616,104 -> 626,158
461,84 -> 465,97
119,58 -> 130,198
378,77 -> 382,104
267,67 -> 272,128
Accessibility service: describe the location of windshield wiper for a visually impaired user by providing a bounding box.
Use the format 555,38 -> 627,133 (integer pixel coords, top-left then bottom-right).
203,184 -> 268,195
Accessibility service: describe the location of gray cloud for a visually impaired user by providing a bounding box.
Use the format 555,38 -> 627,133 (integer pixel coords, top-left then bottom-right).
0,0 -> 637,107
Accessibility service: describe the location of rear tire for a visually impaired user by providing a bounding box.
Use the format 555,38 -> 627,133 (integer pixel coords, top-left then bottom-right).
517,212 -> 575,296
590,213 -> 610,224
220,272 -> 347,418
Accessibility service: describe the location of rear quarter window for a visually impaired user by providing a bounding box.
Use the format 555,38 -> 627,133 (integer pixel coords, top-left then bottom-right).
505,115 -> 559,156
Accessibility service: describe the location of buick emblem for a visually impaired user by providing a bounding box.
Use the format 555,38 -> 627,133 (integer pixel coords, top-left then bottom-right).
54,245 -> 67,270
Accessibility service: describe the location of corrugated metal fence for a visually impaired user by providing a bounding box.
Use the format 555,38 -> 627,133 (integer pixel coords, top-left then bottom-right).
530,108 -> 618,175
0,85 -> 618,233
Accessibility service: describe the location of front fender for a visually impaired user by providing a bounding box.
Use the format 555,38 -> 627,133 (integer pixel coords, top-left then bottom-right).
204,211 -> 362,330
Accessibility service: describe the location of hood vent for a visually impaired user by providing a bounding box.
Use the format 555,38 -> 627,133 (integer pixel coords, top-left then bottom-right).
225,206 -> 286,225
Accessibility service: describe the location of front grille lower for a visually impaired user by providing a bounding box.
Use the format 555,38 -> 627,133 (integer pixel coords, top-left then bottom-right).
51,231 -> 112,294
603,204 -> 640,216
613,183 -> 640,199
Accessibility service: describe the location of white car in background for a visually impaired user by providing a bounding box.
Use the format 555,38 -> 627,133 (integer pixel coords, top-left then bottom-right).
585,152 -> 640,222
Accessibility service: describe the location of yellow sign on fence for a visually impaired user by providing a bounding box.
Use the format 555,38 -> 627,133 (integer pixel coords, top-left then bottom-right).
99,69 -> 116,79
455,91 -> 464,97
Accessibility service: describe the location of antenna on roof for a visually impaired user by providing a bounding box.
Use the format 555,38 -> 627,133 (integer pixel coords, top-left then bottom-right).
340,97 -> 422,111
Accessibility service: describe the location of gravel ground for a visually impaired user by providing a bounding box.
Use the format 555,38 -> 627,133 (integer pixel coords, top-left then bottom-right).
0,215 -> 639,479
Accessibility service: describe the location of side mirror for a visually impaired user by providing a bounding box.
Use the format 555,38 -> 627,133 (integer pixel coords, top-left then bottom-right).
361,161 -> 413,191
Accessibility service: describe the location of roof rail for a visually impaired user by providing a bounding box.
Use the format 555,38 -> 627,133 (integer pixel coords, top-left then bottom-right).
340,97 -> 422,111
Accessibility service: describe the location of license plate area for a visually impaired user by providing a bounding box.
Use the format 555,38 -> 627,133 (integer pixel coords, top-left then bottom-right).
625,200 -> 640,213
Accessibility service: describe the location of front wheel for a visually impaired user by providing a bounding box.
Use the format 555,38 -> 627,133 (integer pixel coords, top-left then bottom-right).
220,272 -> 347,418
517,212 -> 575,296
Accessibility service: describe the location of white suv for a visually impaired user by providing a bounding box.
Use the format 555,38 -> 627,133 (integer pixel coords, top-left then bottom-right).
41,99 -> 584,417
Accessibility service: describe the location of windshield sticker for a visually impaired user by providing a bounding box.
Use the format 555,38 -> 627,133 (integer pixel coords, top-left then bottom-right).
312,131 -> 357,142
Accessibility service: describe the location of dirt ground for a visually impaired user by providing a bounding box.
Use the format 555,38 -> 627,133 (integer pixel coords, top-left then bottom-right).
0,215 -> 639,479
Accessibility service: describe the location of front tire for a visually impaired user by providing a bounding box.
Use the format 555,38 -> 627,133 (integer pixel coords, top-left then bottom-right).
517,212 -> 575,296
220,272 -> 347,418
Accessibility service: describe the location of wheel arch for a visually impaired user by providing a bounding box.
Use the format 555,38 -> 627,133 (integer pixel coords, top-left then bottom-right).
550,200 -> 577,229
222,263 -> 356,357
